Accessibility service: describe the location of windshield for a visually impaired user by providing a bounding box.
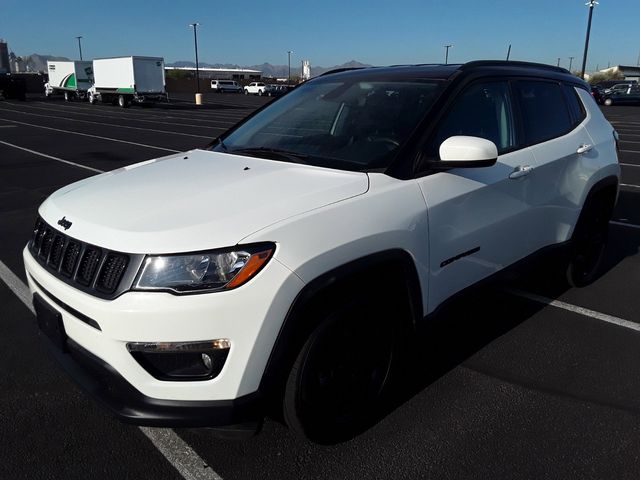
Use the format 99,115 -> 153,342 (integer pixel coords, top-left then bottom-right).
213,76 -> 444,171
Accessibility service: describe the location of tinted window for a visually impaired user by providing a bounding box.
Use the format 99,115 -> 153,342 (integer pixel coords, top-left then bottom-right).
515,81 -> 571,145
434,81 -> 516,155
563,84 -> 586,126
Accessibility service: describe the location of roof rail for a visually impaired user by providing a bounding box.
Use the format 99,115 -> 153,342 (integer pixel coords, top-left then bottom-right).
320,67 -> 367,77
462,60 -> 570,74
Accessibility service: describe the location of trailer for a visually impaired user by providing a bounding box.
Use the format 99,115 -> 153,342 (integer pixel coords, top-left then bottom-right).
89,56 -> 167,107
45,61 -> 93,101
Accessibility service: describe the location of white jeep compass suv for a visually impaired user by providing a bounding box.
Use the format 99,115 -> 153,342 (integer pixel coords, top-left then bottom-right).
24,61 -> 620,443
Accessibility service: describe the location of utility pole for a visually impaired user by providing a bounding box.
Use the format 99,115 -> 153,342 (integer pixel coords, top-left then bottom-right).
189,23 -> 201,101
580,0 -> 598,79
557,57 -> 561,67
287,50 -> 293,85
75,36 -> 83,61
569,56 -> 574,71
444,45 -> 452,65
506,44 -> 511,61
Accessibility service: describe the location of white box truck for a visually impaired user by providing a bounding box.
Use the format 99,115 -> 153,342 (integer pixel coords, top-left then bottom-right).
45,61 -> 94,101
88,56 -> 167,107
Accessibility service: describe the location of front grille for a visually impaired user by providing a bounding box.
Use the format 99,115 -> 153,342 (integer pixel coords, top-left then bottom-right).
29,217 -> 136,298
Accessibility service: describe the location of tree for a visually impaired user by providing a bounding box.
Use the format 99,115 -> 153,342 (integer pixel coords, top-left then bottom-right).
586,70 -> 624,85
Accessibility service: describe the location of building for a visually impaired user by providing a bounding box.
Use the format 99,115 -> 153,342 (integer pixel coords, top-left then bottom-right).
597,65 -> 640,82
165,66 -> 262,81
301,60 -> 311,81
0,40 -> 10,74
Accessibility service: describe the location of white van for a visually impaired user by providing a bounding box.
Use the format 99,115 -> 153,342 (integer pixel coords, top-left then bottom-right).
210,80 -> 242,93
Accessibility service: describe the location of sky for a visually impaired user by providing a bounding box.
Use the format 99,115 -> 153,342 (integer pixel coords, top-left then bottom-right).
2,0 -> 639,71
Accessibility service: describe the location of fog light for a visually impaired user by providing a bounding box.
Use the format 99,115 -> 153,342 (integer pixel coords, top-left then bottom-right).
127,339 -> 230,381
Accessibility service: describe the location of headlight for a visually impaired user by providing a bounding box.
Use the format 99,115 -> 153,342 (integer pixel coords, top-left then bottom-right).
133,243 -> 275,293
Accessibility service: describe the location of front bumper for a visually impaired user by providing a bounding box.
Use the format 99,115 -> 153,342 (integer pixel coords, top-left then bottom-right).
24,245 -> 304,409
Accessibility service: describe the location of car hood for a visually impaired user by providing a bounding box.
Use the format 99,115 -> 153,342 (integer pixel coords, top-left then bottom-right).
39,149 -> 369,253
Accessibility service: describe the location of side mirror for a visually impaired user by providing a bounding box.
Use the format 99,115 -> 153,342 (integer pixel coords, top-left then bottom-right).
436,135 -> 498,169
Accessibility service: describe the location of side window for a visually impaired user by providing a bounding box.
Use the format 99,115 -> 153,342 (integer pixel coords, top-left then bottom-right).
514,81 -> 572,145
563,84 -> 587,126
434,82 -> 516,156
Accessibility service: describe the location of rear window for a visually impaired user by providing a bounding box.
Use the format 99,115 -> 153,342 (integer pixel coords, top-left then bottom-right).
514,81 -> 572,145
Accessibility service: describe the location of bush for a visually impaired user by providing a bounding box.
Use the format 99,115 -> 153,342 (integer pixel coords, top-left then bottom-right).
587,70 -> 625,85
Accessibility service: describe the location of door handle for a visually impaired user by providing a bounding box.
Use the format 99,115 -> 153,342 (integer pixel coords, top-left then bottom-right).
509,165 -> 534,179
576,144 -> 593,154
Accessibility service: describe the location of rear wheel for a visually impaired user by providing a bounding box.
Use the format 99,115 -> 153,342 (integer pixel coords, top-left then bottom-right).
118,95 -> 129,108
604,98 -> 613,106
283,294 -> 397,443
566,193 -> 613,287
64,91 -> 71,102
88,92 -> 97,105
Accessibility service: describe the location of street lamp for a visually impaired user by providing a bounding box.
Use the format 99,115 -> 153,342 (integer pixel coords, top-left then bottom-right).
189,22 -> 201,97
444,45 -> 452,65
580,0 -> 598,79
569,56 -> 575,71
287,50 -> 293,85
75,36 -> 83,61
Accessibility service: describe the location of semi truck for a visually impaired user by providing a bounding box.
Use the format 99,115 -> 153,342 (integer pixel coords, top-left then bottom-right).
45,61 -> 93,101
88,56 -> 167,107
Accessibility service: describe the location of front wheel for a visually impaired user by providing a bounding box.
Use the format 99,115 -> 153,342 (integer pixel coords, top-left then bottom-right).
64,91 -> 71,102
604,98 -> 613,106
244,89 -> 248,95
88,93 -> 97,105
283,296 -> 397,443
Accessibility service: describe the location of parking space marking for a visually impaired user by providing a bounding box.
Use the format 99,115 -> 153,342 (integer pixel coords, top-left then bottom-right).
0,117 -> 179,153
620,150 -> 640,154
620,163 -> 640,167
0,106 -> 212,139
0,259 -> 222,480
26,102 -> 235,129
0,140 -> 104,173
0,124 -> 17,128
507,288 -> 640,332
611,221 -> 640,230
620,183 -> 640,189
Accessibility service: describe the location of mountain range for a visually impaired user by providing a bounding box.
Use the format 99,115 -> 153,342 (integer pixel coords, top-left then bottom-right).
17,54 -> 372,78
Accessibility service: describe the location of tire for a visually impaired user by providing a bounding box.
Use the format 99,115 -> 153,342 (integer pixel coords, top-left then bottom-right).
258,90 -> 263,96
565,194 -> 613,287
244,89 -> 248,95
283,294 -> 397,444
118,95 -> 129,108
64,91 -> 70,102
604,98 -> 613,106
88,93 -> 96,105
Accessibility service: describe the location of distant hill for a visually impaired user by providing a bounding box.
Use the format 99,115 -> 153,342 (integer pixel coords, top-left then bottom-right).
166,60 -> 373,78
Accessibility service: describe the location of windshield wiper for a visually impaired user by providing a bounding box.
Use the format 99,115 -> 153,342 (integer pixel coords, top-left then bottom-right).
228,147 -> 309,164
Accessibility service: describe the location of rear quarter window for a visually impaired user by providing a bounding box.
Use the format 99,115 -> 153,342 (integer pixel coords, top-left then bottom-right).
514,81 -> 572,145
563,84 -> 587,126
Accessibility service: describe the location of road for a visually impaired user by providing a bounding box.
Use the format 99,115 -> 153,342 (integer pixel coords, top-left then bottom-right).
1,93 -> 639,479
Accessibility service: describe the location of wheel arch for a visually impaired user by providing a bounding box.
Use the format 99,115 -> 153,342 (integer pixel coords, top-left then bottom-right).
258,249 -> 422,407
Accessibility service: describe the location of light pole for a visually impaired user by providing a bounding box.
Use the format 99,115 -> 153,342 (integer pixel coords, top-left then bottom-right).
189,22 -> 201,96
506,44 -> 511,61
569,56 -> 574,71
580,0 -> 598,79
75,36 -> 83,61
287,50 -> 293,85
557,57 -> 561,67
444,45 -> 452,64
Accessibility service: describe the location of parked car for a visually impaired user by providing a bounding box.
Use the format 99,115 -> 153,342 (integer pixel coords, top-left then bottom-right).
602,85 -> 640,106
244,82 -> 266,95
591,85 -> 604,104
25,61 -> 620,443
210,80 -> 242,93
603,83 -> 633,95
263,84 -> 286,97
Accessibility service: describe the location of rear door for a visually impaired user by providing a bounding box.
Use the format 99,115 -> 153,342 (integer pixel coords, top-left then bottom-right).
512,80 -> 595,249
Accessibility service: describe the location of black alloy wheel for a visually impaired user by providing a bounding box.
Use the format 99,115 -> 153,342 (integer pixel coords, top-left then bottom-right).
283,297 -> 397,444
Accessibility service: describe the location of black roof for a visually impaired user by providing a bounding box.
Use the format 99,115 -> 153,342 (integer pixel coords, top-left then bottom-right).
319,60 -> 584,86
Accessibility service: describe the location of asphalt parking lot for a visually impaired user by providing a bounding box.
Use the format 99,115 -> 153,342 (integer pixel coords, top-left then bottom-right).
1,93 -> 639,480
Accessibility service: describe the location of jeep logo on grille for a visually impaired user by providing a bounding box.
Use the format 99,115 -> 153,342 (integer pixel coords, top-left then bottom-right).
57,216 -> 72,230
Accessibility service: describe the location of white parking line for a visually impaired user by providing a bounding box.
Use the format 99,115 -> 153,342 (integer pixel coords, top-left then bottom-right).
0,140 -> 104,173
0,117 -> 179,153
611,221 -> 640,230
620,150 -> 640,154
0,125 -> 17,128
0,259 -> 222,480
620,163 -> 640,167
26,102 -> 235,128
507,288 -> 640,332
620,183 -> 640,189
0,106 -> 212,139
